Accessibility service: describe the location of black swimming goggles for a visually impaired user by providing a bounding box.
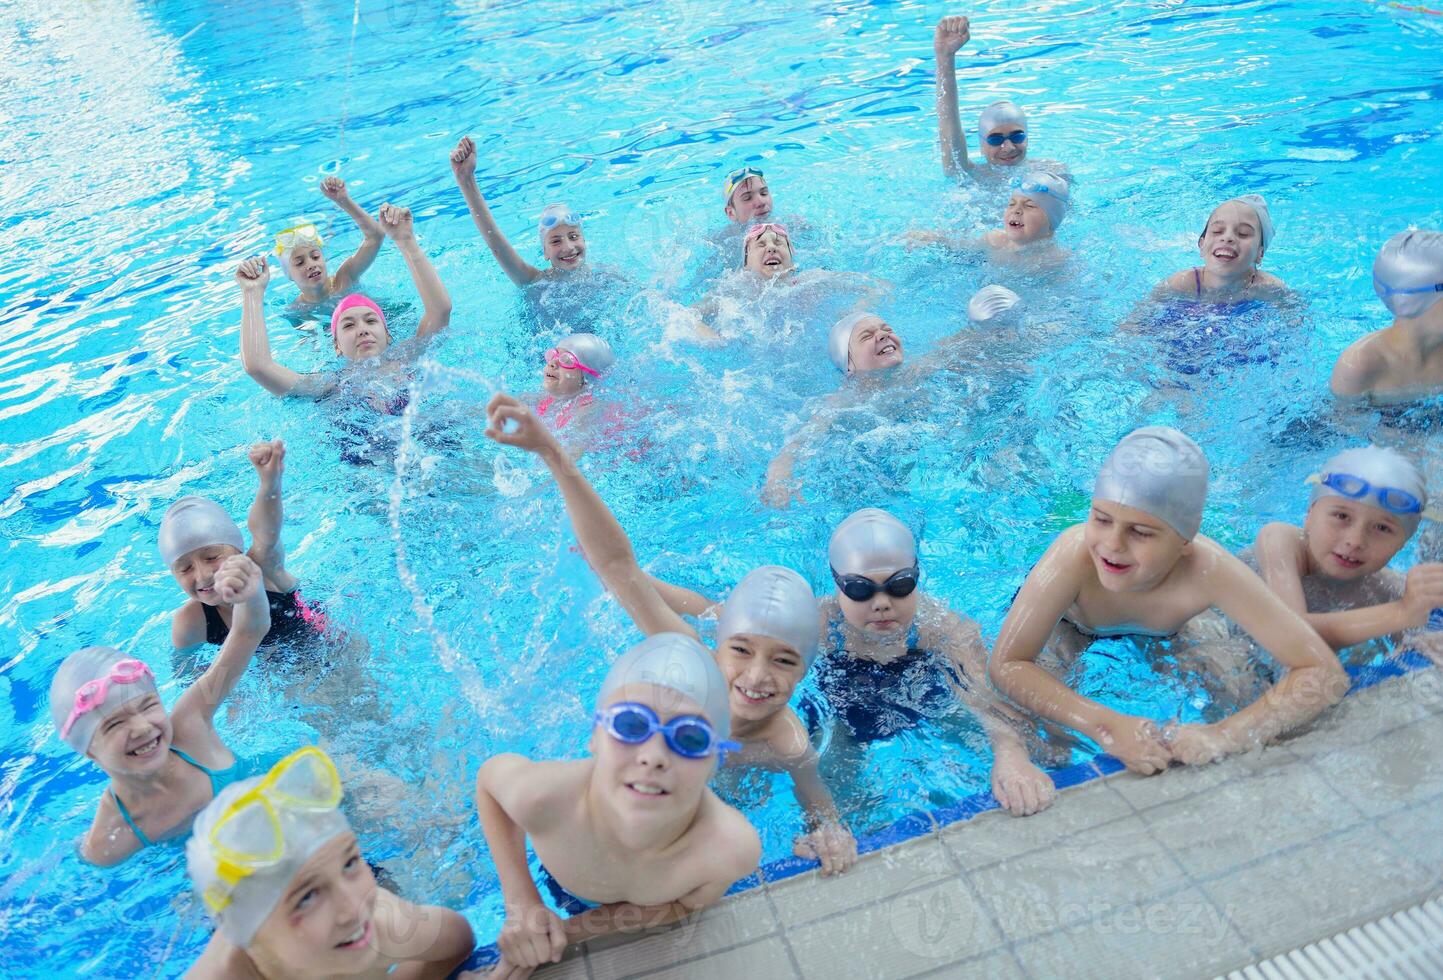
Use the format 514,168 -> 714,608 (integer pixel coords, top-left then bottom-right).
831,566 -> 920,602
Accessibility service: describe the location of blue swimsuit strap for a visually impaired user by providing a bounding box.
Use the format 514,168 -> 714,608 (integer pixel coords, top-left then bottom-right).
110,747 -> 232,848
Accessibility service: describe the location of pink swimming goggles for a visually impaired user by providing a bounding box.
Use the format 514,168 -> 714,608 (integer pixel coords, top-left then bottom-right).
745,222 -> 789,243
60,659 -> 155,738
545,348 -> 600,377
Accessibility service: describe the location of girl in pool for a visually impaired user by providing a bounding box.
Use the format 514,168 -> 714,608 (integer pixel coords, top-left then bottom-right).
185,746 -> 475,979
48,554 -> 270,865
275,176 -> 387,309
534,333 -> 615,432
908,171 -> 1070,267
1332,230 -> 1443,402
818,508 -> 1058,817
1249,445 -> 1443,660
1148,195 -> 1286,304
482,393 -> 858,876
238,203 -> 452,403
450,136 -> 586,287
933,16 -> 1038,177
989,427 -> 1348,776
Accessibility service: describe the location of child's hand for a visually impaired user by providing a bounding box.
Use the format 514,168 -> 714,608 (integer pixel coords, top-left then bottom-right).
235,257 -> 270,292
1400,563 -> 1443,628
214,554 -> 263,606
483,954 -> 536,980
320,176 -> 350,202
485,394 -> 560,456
934,15 -> 970,57
1099,714 -> 1171,775
451,136 -> 478,182
991,754 -> 1056,816
496,901 -> 566,969
762,458 -> 801,509
248,439 -> 286,484
792,821 -> 858,876
378,203 -> 416,243
1165,722 -> 1231,767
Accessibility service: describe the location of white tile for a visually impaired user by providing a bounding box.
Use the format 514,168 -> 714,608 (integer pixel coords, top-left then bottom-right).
768,836 -> 955,930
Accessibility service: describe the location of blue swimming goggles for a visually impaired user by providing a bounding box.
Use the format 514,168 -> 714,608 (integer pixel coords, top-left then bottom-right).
539,206 -> 581,230
1014,178 -> 1056,196
1312,472 -> 1424,515
985,130 -> 1027,147
595,702 -> 740,760
1372,275 -> 1443,298
724,166 -> 766,199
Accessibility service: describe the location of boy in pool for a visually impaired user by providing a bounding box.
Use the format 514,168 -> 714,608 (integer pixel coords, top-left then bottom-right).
1249,445 -> 1443,659
49,555 -> 270,865
990,427 -> 1348,774
1332,230 -> 1443,401
185,746 -> 475,979
722,166 -> 774,228
483,393 -> 857,874
238,203 -> 452,402
166,440 -> 331,657
933,16 -> 1032,176
275,176 -> 387,309
908,171 -> 1070,265
450,136 -> 586,287
818,508 -> 1058,816
1147,195 -> 1286,304
474,633 -> 760,977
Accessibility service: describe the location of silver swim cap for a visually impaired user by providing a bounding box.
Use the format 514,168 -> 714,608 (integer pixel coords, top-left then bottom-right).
1093,426 -> 1210,541
828,312 -> 877,373
828,508 -> 917,576
977,100 -> 1027,144
1309,445 -> 1428,537
597,633 -> 731,740
50,646 -> 159,753
1226,195 -> 1273,256
967,285 -> 1022,323
159,496 -> 244,568
188,766 -> 352,949
1017,171 -> 1070,231
1372,230 -> 1443,318
716,566 -> 819,667
554,333 -> 615,376
538,203 -> 582,235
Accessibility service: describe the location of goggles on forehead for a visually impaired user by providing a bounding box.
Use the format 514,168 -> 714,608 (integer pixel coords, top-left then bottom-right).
274,224 -> 324,256
539,208 -> 581,230
60,659 -> 154,738
1308,472 -> 1435,517
724,166 -> 766,200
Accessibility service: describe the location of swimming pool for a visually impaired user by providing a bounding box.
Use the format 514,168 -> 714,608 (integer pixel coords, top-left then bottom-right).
3,0 -> 1442,973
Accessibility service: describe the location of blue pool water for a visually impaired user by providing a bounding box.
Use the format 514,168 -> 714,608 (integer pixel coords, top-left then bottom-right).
3,0 -> 1442,973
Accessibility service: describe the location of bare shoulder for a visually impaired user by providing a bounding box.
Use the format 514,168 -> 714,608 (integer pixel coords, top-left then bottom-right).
1331,331 -> 1388,396
183,932 -> 259,979
1161,269 -> 1195,294
172,601 -> 207,648
1254,270 -> 1286,289
1254,521 -> 1304,555
766,708 -> 816,766
372,886 -> 472,962
81,794 -> 137,867
695,792 -> 761,879
477,755 -> 589,829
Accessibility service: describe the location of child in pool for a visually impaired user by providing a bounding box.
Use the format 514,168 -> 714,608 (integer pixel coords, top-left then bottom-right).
908,171 -> 1070,265
450,136 -> 586,287
275,177 -> 387,308
933,16 -> 1032,176
722,166 -> 774,228
534,333 -> 615,432
818,508 -> 1058,816
1146,196 -> 1286,304
1249,445 -> 1443,659
483,393 -> 856,874
48,555 -> 269,865
1332,230 -> 1443,402
474,633 -> 760,977
166,441 -> 331,656
185,746 -> 475,979
989,427 -> 1348,775
238,203 -> 452,402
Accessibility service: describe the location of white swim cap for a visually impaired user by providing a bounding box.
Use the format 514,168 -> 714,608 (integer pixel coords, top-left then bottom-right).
1372,230 -> 1443,319
828,312 -> 876,373
828,508 -> 917,576
597,633 -> 732,741
967,285 -> 1022,323
977,100 -> 1026,143
1229,194 -> 1274,256
538,204 -> 582,235
1093,427 -> 1210,541
188,760 -> 352,949
1016,171 -> 1070,231
1309,445 -> 1428,538
554,333 -> 615,376
159,496 -> 244,568
50,646 -> 159,753
716,566 -> 818,667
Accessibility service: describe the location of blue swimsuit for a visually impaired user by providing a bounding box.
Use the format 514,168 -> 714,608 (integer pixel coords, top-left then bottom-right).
811,621 -> 963,743
111,746 -> 237,848
538,863 -> 601,916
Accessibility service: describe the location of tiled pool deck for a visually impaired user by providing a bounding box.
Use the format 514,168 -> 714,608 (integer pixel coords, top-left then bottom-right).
484,656 -> 1443,979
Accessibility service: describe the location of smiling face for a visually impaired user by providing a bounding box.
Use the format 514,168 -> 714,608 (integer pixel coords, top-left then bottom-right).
743,229 -> 794,277
1198,201 -> 1263,280
982,127 -> 1027,166
1302,498 -> 1408,581
542,348 -> 587,397
1001,192 -> 1052,244
1083,499 -> 1190,592
284,247 -> 328,292
834,570 -> 920,634
725,177 -> 772,224
715,633 -> 806,725
542,223 -> 586,271
171,543 -> 244,606
249,833 -> 379,978
331,305 -> 390,361
589,683 -> 715,822
847,317 -> 904,373
86,692 -> 171,776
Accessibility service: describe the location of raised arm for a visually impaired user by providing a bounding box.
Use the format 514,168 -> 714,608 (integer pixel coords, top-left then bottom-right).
378,203 -> 452,341
245,439 -> 298,593
644,574 -> 717,618
237,258 -> 310,397
484,394 -> 694,638
321,176 -> 386,293
934,16 -> 973,177
450,136 -> 543,287
173,554 -> 270,726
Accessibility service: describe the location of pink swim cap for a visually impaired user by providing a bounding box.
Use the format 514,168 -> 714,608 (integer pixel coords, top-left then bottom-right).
330,294 -> 386,338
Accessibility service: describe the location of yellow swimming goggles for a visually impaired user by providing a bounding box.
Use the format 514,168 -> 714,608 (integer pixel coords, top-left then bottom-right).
203,746 -> 343,912
273,223 -> 325,256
